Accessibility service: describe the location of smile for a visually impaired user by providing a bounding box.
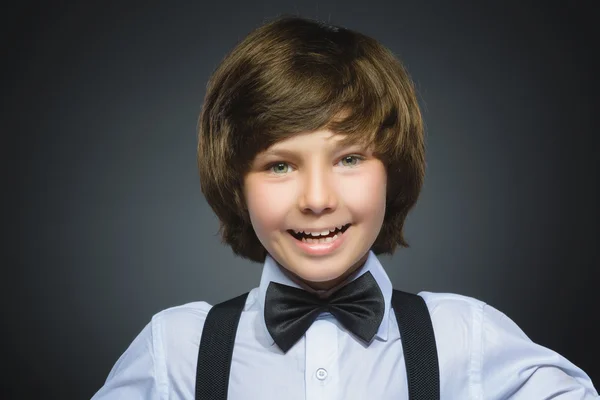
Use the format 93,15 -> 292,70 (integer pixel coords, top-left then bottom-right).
287,224 -> 351,255
288,224 -> 351,241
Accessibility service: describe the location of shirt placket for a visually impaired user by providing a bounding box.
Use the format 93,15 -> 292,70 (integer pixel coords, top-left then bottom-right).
304,315 -> 340,400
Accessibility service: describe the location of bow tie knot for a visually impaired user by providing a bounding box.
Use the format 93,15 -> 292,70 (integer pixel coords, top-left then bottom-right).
264,271 -> 385,353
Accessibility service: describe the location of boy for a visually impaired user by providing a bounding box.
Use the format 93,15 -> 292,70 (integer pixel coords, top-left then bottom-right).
92,16 -> 598,399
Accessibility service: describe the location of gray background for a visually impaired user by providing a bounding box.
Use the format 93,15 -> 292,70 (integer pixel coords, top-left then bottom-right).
5,0 -> 598,398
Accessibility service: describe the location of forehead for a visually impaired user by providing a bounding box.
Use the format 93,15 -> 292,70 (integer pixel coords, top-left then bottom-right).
261,129 -> 363,154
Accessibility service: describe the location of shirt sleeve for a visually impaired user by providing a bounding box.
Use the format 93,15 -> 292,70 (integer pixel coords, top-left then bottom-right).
480,303 -> 599,399
90,321 -> 162,400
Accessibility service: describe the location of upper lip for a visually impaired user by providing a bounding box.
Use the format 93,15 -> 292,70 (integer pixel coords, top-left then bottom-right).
288,224 -> 350,236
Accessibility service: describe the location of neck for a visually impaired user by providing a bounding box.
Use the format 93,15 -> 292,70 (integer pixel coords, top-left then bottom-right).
279,253 -> 369,298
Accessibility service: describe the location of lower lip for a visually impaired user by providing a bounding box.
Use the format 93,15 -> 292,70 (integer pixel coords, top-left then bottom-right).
289,227 -> 349,256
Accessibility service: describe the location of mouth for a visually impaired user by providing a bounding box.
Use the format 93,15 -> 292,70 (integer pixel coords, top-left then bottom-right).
287,223 -> 351,243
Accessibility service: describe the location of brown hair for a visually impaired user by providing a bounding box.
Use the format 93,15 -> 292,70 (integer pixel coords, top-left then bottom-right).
197,16 -> 425,262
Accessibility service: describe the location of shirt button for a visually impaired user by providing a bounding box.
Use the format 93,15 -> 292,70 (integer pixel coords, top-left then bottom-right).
316,368 -> 328,380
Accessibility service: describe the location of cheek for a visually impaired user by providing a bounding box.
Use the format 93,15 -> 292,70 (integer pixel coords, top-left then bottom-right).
245,179 -> 295,235
340,163 -> 387,221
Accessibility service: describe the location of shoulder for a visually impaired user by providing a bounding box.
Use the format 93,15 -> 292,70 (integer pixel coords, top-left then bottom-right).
150,289 -> 259,351
147,291 -> 257,391
415,295 -> 600,396
417,291 -> 487,323
412,292 -> 503,392
413,292 -> 488,376
107,300 -> 217,379
418,291 -> 532,343
145,300 -> 215,381
151,300 -> 213,337
391,291 -> 487,341
416,291 -> 523,344
94,294 -> 254,398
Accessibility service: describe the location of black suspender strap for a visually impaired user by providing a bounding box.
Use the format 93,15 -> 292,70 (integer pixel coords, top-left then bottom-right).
195,292 -> 248,400
392,289 -> 440,400
195,290 -> 440,400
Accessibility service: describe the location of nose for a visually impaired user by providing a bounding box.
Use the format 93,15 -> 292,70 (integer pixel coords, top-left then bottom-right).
297,166 -> 338,214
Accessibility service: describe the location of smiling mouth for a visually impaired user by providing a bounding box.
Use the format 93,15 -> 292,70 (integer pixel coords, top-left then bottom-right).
287,224 -> 351,243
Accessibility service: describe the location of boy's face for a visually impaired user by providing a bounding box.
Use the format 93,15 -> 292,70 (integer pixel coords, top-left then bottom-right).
244,129 -> 387,290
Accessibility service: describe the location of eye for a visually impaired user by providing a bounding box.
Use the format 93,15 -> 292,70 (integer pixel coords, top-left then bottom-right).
268,162 -> 292,174
338,155 -> 364,167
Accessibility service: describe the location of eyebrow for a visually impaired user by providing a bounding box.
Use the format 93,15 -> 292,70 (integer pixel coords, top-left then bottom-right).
260,141 -> 365,159
259,148 -> 299,159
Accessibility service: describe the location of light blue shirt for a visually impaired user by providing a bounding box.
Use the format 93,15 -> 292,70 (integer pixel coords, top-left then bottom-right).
92,252 -> 598,399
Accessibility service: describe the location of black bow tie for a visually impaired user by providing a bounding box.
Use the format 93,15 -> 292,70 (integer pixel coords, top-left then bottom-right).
264,271 -> 385,353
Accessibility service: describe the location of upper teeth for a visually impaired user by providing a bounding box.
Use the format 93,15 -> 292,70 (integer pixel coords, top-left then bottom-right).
293,226 -> 344,236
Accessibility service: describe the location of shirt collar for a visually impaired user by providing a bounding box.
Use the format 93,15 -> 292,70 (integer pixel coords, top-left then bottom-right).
256,250 -> 393,346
